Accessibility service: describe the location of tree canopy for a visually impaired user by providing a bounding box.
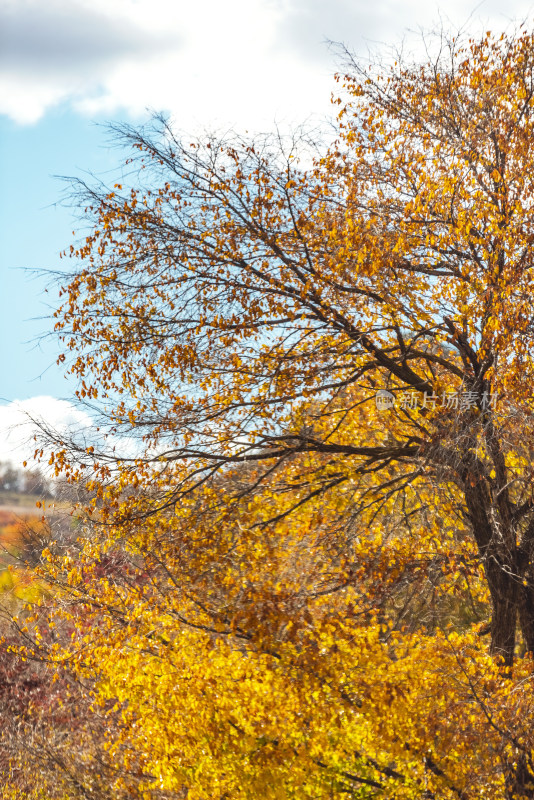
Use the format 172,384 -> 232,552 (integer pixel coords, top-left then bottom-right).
6,26 -> 534,800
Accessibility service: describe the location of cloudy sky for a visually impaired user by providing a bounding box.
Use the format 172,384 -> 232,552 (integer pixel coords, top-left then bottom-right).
0,0 -> 533,463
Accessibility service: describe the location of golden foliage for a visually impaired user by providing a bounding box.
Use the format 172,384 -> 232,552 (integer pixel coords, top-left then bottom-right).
8,26 -> 534,800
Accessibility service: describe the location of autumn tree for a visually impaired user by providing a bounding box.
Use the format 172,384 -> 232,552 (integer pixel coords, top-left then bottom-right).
11,25 -> 534,800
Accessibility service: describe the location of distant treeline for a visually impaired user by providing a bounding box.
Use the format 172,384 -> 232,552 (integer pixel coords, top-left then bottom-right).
0,462 -> 52,498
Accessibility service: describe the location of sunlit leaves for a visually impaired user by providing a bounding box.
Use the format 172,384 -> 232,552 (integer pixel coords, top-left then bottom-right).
11,26 -> 534,800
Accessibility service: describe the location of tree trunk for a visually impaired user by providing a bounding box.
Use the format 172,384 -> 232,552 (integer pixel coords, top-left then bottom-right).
505,753 -> 534,800
465,482 -> 519,666
488,573 -> 518,667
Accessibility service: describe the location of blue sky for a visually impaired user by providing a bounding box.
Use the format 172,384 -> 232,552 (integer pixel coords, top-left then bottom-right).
0,109 -> 122,402
0,0 -> 532,462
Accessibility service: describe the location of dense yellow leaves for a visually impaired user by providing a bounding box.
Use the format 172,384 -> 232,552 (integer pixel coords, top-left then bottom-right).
31,508 -> 530,800
24,445 -> 518,798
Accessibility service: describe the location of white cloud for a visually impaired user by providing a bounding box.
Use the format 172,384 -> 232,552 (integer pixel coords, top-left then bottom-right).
0,396 -> 93,467
0,0 -> 181,124
275,0 -> 534,62
2,0 -> 531,130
